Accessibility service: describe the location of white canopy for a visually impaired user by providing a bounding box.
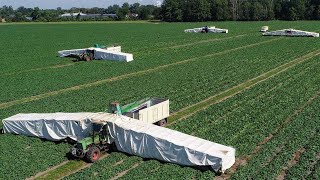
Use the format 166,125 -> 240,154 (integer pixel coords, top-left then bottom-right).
263,29 -> 319,37
2,112 -> 235,172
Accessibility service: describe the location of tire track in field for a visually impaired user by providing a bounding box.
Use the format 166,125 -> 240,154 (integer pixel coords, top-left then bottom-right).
222,91 -> 320,180
1,63 -> 75,76
110,162 -> 141,180
157,34 -> 246,50
168,49 -> 320,124
0,38 -> 281,110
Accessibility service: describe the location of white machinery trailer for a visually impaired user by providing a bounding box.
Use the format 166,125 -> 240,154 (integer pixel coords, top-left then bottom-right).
58,46 -> 134,62
2,112 -> 235,173
184,26 -> 228,33
110,97 -> 170,126
263,29 -> 319,37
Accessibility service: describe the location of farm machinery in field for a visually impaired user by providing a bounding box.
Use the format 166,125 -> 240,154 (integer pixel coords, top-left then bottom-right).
58,45 -> 134,62
1,98 -> 235,173
262,28 -> 319,37
184,26 -> 228,34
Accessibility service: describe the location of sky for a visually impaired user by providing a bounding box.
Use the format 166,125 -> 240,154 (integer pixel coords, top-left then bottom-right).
0,0 -> 163,9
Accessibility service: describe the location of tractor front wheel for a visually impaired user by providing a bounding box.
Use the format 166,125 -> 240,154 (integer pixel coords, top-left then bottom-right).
85,146 -> 100,163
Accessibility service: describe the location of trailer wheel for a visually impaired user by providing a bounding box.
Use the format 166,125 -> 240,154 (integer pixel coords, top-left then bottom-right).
157,119 -> 167,127
86,146 -> 100,163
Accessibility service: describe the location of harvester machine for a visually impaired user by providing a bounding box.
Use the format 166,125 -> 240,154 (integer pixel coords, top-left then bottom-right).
263,28 -> 319,37
1,98 -> 235,173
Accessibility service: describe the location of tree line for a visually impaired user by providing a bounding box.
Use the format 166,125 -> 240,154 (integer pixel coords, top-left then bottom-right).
1,0 -> 320,22
0,3 -> 161,22
161,0 -> 320,21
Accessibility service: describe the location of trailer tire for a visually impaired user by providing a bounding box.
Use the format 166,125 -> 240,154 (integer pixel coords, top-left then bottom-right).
86,146 -> 100,163
157,119 -> 167,127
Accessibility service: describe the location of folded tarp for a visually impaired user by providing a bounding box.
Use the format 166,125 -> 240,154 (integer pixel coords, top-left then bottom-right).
2,113 -> 96,141
91,113 -> 236,172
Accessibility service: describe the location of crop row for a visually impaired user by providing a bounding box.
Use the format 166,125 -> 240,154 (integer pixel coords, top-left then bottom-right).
231,94 -> 319,179
0,22 -> 247,74
1,22 -> 319,179
64,48 -> 319,179
64,152 -> 141,180
0,40 -> 318,180
113,56 -> 320,179
0,134 -> 70,179
1,21 -> 317,74
0,34 -> 268,103
1,36 -> 316,124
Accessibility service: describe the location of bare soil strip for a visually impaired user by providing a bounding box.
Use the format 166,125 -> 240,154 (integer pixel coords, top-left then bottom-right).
0,38 -> 280,110
110,163 -> 141,180
1,63 -> 75,76
277,148 -> 306,180
221,91 -> 320,179
26,161 -> 69,180
168,49 -> 320,124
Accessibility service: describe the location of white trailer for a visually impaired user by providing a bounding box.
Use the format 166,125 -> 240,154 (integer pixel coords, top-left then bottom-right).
58,46 -> 134,62
263,29 -> 319,37
118,98 -> 170,126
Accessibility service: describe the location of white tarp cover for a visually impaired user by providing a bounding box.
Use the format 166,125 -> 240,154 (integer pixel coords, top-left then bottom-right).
58,46 -> 134,62
184,27 -> 228,33
91,113 -> 236,172
2,112 -> 236,172
263,29 -> 319,37
2,113 -> 95,141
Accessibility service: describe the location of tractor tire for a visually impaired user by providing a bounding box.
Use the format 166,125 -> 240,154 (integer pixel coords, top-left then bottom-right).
157,119 -> 167,127
85,146 -> 100,163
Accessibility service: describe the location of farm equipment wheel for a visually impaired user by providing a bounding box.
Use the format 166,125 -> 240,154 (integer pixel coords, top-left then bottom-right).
86,146 -> 100,163
157,119 -> 167,127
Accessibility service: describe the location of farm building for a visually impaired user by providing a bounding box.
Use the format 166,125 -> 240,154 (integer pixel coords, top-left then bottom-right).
59,12 -> 117,19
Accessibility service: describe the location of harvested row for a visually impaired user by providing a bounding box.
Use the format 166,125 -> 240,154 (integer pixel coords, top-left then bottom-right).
114,56 -> 320,179
63,153 -> 141,180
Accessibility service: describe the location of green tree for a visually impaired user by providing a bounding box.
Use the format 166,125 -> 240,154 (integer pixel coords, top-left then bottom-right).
161,0 -> 183,22
31,7 -> 40,21
210,0 -> 230,21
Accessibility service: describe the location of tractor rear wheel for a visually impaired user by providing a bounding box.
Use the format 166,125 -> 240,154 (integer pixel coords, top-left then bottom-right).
85,146 -> 100,163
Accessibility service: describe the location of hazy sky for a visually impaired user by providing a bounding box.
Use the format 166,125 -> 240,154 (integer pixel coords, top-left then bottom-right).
0,0 -> 163,9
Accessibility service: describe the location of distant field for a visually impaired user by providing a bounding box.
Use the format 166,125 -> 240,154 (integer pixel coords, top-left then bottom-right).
0,21 -> 319,179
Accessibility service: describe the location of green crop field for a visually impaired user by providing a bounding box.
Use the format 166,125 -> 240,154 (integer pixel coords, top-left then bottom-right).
0,21 -> 319,180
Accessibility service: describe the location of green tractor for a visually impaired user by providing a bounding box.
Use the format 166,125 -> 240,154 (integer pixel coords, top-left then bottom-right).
71,98 -> 169,162
71,122 -> 115,162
